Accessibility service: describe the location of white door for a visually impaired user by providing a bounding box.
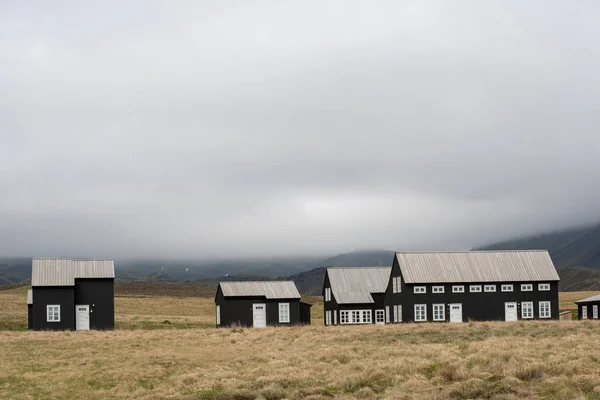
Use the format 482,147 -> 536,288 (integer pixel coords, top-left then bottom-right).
449,304 -> 463,323
253,303 -> 266,328
505,302 -> 518,321
76,305 -> 90,331
375,309 -> 385,325
593,305 -> 598,319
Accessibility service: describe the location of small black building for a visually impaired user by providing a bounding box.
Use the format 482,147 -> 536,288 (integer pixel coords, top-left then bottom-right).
28,258 -> 115,331
215,281 -> 311,328
575,294 -> 600,320
323,250 -> 560,325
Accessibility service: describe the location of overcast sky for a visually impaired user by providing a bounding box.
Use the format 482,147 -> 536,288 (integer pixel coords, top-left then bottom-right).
1,1 -> 600,259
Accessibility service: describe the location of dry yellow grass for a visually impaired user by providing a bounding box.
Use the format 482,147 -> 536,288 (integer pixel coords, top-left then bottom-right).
559,290 -> 600,310
1,288 -> 600,399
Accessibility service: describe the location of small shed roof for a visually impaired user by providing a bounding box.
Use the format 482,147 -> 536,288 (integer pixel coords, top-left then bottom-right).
574,294 -> 600,304
396,250 -> 559,284
32,258 -> 115,287
27,289 -> 33,305
326,267 -> 391,304
219,281 -> 301,299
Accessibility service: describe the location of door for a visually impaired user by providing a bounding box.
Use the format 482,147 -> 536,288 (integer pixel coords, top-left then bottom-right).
593,305 -> 598,319
76,305 -> 90,331
449,304 -> 463,323
505,302 -> 518,321
253,303 -> 266,328
375,309 -> 385,325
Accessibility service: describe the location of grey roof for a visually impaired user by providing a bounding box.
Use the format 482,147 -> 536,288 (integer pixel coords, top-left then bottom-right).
396,250 -> 560,284
27,289 -> 32,305
219,281 -> 301,299
575,294 -> 600,304
31,258 -> 115,286
327,267 -> 391,304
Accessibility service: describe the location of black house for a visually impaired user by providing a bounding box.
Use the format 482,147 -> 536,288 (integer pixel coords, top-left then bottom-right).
28,258 -> 115,331
323,250 -> 560,325
215,281 -> 311,328
575,294 -> 600,320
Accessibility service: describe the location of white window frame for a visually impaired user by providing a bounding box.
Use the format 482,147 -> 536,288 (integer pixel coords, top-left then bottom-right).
538,283 -> 550,291
484,285 -> 496,292
414,304 -> 427,322
278,303 -> 290,323
581,306 -> 588,319
385,306 -> 390,323
433,304 -> 445,321
414,286 -> 426,294
375,309 -> 385,324
594,305 -> 599,319
539,301 -> 551,318
521,284 -> 533,292
46,305 -> 60,322
341,309 -> 372,324
452,285 -> 465,293
521,301 -> 533,319
392,276 -> 402,293
432,286 -> 445,293
324,288 -> 331,302
216,305 -> 221,325
393,305 -> 398,322
333,311 -> 337,325
501,284 -> 513,292
325,310 -> 331,325
340,310 -> 350,324
469,285 -> 482,293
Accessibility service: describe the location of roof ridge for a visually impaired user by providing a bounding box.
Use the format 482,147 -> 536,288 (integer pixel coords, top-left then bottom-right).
395,250 -> 548,254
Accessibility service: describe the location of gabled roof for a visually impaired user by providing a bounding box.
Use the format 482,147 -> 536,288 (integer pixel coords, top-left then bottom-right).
326,267 -> 391,304
32,258 -> 115,287
575,294 -> 600,304
219,281 -> 301,299
27,289 -> 32,305
395,250 -> 559,284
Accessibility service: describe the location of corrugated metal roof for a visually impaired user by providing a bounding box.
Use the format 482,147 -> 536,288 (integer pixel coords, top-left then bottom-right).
219,281 -> 301,299
396,250 -> 560,284
31,258 -> 115,286
575,294 -> 600,304
327,267 -> 391,304
27,289 -> 32,305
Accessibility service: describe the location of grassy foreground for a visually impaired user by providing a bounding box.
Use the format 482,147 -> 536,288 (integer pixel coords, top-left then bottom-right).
1,287 -> 600,399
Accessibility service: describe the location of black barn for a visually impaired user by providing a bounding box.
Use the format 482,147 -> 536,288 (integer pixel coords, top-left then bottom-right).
215,281 -> 311,328
323,250 -> 560,325
28,258 -> 115,331
575,294 -> 600,320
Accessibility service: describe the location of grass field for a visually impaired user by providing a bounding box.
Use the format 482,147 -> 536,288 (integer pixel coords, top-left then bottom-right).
1,287 -> 600,399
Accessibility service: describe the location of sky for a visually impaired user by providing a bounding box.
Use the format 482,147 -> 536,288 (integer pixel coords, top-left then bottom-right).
1,1 -> 600,259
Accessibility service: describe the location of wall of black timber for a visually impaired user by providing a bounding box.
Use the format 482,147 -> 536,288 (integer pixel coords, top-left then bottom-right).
214,287 -> 304,327
75,278 -> 115,330
390,258 -> 560,322
27,305 -> 33,329
31,286 -> 75,330
578,301 -> 600,320
299,302 -> 311,324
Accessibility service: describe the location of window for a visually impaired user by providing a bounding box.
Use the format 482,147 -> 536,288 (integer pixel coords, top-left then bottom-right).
324,288 -> 331,302
325,310 -> 331,325
393,305 -> 402,322
279,303 -> 290,323
342,310 -> 373,324
452,285 -> 465,293
385,306 -> 390,323
470,285 -> 482,293
375,309 -> 385,324
484,285 -> 496,292
433,304 -> 445,321
392,276 -> 402,293
46,305 -> 60,322
432,286 -> 445,293
340,310 -> 350,324
594,305 -> 599,319
216,305 -> 221,325
521,284 -> 533,292
333,311 -> 337,325
582,306 -> 588,319
521,302 -> 533,319
414,304 -> 427,322
362,310 -> 372,323
539,301 -> 551,319
538,283 -> 550,291
501,284 -> 513,292
414,286 -> 426,294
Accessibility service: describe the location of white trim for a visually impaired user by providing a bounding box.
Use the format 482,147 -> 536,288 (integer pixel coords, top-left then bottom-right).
432,286 -> 445,293
392,277 -> 397,293
469,285 -> 482,293
521,301 -> 533,319
582,305 -> 588,319
521,284 -> 533,292
324,288 -> 331,302
46,305 -> 60,322
414,286 -> 426,294
278,303 -> 290,323
593,305 -> 598,319
333,310 -> 337,325
393,305 -> 398,322
375,309 -> 385,324
216,305 -> 221,325
325,310 -> 331,325
538,283 -> 550,291
452,285 -> 465,293
501,284 -> 513,292
484,285 -> 496,292
433,304 -> 445,321
385,306 -> 390,323
414,304 -> 427,322
340,309 -> 372,324
539,301 -> 551,319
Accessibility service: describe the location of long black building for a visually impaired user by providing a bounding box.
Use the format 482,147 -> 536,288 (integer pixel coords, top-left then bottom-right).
215,281 -> 311,328
28,258 -> 115,331
323,250 -> 560,325
575,294 -> 600,320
